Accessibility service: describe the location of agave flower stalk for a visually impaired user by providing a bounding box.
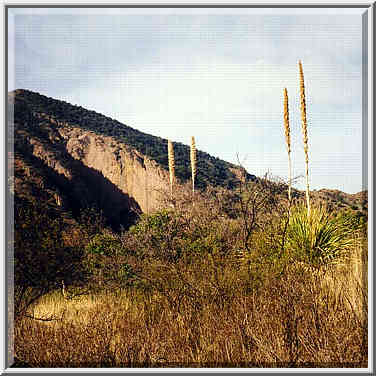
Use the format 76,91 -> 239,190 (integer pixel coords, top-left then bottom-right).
283,88 -> 292,204
190,136 -> 197,194
299,61 -> 311,217
168,140 -> 175,199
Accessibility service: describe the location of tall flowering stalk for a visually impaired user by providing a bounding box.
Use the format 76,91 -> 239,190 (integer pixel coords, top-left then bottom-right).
168,140 -> 175,198
283,88 -> 292,204
299,60 -> 311,217
190,136 -> 197,194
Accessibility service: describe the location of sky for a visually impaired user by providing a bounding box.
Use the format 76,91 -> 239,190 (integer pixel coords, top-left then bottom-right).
8,7 -> 367,194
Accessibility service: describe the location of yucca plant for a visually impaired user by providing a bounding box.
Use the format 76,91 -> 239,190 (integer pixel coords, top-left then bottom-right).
286,205 -> 360,269
298,61 -> 311,216
168,140 -> 175,199
190,136 -> 197,194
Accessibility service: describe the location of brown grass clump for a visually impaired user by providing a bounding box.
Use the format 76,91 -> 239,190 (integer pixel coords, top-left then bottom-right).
168,140 -> 175,198
190,136 -> 197,194
298,61 -> 311,216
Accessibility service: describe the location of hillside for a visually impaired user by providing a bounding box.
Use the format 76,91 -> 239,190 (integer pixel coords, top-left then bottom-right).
311,188 -> 368,214
10,89 -> 255,190
9,89 -> 258,229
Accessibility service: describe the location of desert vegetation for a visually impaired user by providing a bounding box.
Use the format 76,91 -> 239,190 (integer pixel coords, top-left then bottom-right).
13,180 -> 367,368
11,62 -> 368,368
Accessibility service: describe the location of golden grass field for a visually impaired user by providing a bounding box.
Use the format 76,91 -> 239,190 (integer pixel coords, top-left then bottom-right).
14,233 -> 367,368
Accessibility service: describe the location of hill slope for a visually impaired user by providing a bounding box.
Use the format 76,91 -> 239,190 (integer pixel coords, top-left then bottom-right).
10,89 -> 255,190
9,89 -> 256,229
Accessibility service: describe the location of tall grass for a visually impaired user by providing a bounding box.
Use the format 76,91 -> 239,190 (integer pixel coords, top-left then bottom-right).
15,245 -> 367,367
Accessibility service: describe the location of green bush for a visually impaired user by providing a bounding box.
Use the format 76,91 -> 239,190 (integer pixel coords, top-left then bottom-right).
129,209 -> 175,237
86,232 -> 123,256
84,231 -> 135,288
128,206 -> 239,262
128,209 -> 185,261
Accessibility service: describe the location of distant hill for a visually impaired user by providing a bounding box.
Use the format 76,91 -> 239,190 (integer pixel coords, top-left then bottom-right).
311,188 -> 368,216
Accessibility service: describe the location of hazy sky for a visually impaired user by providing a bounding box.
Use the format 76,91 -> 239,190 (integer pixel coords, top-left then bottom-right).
8,7 -> 367,194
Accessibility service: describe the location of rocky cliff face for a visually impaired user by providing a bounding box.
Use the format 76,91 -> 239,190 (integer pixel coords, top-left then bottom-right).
59,125 -> 170,214
13,109 -> 171,229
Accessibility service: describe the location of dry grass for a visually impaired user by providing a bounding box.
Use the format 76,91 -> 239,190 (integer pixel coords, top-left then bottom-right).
14,239 -> 367,368
320,234 -> 367,320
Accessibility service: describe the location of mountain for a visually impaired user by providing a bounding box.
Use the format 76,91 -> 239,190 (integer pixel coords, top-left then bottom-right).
9,89 -> 255,229
9,89 -> 367,230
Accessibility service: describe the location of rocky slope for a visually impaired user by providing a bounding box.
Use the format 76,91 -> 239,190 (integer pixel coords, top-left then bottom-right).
9,89 -> 252,229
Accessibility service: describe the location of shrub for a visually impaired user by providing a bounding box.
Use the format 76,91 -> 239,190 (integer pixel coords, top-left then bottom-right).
128,209 -> 186,262
86,232 -> 123,257
286,205 -> 361,268
127,190 -> 243,263
84,230 -> 135,288
13,198 -> 88,319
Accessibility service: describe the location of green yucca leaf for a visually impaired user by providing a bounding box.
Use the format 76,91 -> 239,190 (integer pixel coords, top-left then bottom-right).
286,204 -> 360,268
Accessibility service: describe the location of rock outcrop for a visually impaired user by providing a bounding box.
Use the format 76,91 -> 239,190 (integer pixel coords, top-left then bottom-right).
14,120 -> 171,229
58,125 -> 170,214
